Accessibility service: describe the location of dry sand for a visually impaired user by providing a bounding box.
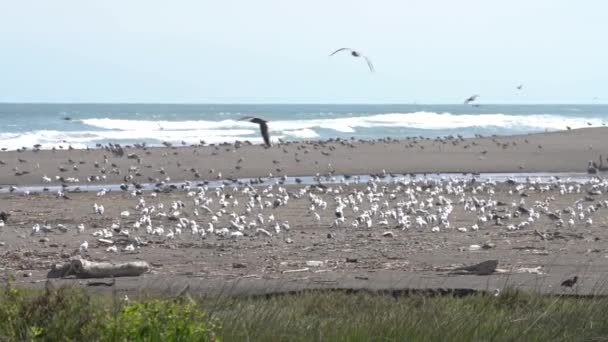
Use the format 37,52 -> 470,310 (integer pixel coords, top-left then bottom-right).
1,128 -> 608,297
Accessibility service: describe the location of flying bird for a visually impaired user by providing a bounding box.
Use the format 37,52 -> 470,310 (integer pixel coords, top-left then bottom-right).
464,94 -> 479,105
329,48 -> 374,72
241,117 -> 271,147
517,84 -> 523,90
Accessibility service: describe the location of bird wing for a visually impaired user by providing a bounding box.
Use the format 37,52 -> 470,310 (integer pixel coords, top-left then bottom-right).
364,56 -> 374,72
329,48 -> 352,56
464,95 -> 478,104
259,121 -> 271,147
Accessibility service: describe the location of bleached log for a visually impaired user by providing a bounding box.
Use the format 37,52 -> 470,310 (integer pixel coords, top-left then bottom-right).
47,258 -> 150,279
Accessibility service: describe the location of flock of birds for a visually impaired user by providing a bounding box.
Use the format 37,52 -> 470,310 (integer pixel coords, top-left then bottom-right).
7,160 -> 607,290
0,46 -> 600,291
233,47 -> 526,147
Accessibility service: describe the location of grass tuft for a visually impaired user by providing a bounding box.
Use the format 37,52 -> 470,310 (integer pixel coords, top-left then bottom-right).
1,283 -> 608,341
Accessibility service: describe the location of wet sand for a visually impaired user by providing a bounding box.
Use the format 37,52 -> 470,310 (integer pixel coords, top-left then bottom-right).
1,127 -> 608,188
1,128 -> 608,296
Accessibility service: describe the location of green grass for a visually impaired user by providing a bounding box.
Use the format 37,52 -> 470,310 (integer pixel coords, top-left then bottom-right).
1,282 -> 607,341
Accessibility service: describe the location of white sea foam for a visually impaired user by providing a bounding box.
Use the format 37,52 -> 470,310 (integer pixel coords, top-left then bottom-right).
282,128 -> 320,139
1,112 -> 604,150
82,112 -> 604,133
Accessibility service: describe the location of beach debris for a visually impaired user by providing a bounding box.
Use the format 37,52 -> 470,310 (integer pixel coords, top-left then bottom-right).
448,260 -> 498,276
382,231 -> 394,238
86,279 -> 116,287
282,268 -> 310,274
515,266 -> 544,275
306,260 -> 324,267
482,242 -> 496,249
232,262 -> 247,269
47,258 -> 150,279
468,244 -> 481,251
256,228 -> 272,237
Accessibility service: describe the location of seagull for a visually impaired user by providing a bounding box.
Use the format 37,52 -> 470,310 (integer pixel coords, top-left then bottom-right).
464,94 -> 479,105
79,241 -> 88,254
329,48 -> 374,72
517,84 -> 523,90
240,117 -> 271,147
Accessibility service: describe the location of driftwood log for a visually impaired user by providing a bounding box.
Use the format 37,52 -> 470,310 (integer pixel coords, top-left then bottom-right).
449,260 -> 499,276
47,258 -> 150,279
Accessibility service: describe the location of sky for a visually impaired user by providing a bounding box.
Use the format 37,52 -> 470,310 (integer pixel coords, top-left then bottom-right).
0,0 -> 606,104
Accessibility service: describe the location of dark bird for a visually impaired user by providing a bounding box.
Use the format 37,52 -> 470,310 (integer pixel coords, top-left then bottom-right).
329,48 -> 374,72
240,117 -> 271,147
561,276 -> 578,288
517,84 -> 523,90
0,211 -> 9,222
464,94 -> 479,105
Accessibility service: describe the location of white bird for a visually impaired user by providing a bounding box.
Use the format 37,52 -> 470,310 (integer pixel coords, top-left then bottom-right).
79,241 -> 88,254
106,245 -> 118,253
94,203 -> 105,215
77,224 -> 85,234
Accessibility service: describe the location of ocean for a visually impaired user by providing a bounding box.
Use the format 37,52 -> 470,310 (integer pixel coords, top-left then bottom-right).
0,104 -> 606,150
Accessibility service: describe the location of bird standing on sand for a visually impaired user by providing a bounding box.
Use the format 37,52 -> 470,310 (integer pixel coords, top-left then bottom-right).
561,276 -> 578,289
329,48 -> 374,72
240,117 -> 271,147
464,94 -> 479,105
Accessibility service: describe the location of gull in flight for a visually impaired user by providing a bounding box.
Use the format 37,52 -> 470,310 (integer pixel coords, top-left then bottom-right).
464,94 -> 479,105
240,117 -> 271,147
329,48 -> 374,72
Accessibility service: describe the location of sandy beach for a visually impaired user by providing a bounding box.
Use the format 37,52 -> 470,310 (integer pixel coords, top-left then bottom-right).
2,128 -> 608,296
1,127 -> 608,188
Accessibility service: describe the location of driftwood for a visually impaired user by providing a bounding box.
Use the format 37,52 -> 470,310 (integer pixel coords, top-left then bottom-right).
448,260 -> 499,276
47,258 -> 150,279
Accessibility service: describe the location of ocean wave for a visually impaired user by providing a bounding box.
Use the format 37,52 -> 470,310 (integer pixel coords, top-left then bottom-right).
0,129 -> 266,151
1,112 -> 603,150
81,112 -> 604,133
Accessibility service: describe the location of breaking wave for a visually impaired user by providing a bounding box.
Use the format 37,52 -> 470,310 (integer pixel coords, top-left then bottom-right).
0,112 -> 604,150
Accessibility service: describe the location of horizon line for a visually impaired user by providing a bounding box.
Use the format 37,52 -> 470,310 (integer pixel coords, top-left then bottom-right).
0,102 -> 605,106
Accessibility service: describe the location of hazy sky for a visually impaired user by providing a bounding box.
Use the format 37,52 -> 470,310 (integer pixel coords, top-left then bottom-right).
0,0 -> 606,103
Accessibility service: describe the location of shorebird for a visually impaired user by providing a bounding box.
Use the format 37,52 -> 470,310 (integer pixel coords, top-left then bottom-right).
561,276 -> 578,289
329,48 -> 374,72
464,94 -> 479,105
240,117 -> 271,147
